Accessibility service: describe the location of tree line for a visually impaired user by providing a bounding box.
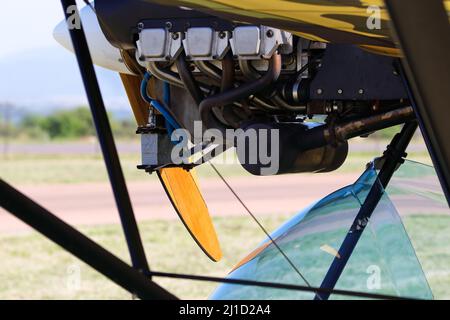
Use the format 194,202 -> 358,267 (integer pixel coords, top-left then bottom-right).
1,106 -> 136,140
0,105 -> 410,141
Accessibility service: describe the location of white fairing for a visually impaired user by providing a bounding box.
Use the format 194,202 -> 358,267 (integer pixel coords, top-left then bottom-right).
53,3 -> 133,74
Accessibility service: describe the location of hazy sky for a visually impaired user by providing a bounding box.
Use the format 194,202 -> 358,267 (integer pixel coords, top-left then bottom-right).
0,0 -> 87,58
0,1 -> 128,110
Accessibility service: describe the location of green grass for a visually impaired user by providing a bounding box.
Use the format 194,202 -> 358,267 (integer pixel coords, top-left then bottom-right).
0,214 -> 449,300
0,215 -> 287,300
0,154 -> 152,184
0,150 -> 432,185
402,215 -> 450,299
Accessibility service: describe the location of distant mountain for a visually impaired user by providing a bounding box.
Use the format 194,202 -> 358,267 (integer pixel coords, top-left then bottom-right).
0,46 -> 133,119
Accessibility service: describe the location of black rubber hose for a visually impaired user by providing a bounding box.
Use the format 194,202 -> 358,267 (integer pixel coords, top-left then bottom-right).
200,53 -> 282,128
219,51 -> 240,127
221,51 -> 235,92
175,52 -> 204,104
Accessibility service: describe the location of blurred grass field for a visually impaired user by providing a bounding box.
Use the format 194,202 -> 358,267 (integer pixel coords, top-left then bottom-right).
0,148 -> 432,185
0,214 -> 449,300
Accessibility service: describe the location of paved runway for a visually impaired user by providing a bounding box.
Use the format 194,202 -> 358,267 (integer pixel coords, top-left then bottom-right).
1,169 -> 444,234
0,173 -> 359,233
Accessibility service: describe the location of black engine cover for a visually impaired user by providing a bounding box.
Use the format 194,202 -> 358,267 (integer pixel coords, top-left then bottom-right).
309,44 -> 408,100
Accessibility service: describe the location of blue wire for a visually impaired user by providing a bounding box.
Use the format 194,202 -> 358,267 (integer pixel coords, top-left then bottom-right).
140,72 -> 180,131
162,81 -> 175,137
163,81 -> 171,105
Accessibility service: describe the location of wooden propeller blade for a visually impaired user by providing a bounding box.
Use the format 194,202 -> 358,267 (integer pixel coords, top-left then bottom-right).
158,167 -> 222,261
120,73 -> 222,261
119,73 -> 149,126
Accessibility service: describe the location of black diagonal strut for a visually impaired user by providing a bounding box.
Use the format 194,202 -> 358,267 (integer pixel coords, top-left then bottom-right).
385,0 -> 450,204
315,121 -> 418,300
60,0 -> 150,274
0,179 -> 176,300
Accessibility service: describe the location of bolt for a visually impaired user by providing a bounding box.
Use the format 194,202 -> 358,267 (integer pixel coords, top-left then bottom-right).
171,33 -> 179,40
358,89 -> 364,94
218,31 -> 227,39
165,21 -> 173,30
337,89 -> 343,94
137,22 -> 144,30
266,29 -> 274,38
317,88 -> 323,95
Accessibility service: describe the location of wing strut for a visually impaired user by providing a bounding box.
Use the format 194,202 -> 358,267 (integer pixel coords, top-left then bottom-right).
385,0 -> 450,204
60,0 -> 150,275
315,121 -> 418,300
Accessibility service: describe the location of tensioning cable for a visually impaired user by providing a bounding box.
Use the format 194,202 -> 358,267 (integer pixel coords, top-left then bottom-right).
208,162 -> 317,294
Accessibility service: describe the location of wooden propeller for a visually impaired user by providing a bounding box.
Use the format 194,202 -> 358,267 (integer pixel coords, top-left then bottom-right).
120,73 -> 222,261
